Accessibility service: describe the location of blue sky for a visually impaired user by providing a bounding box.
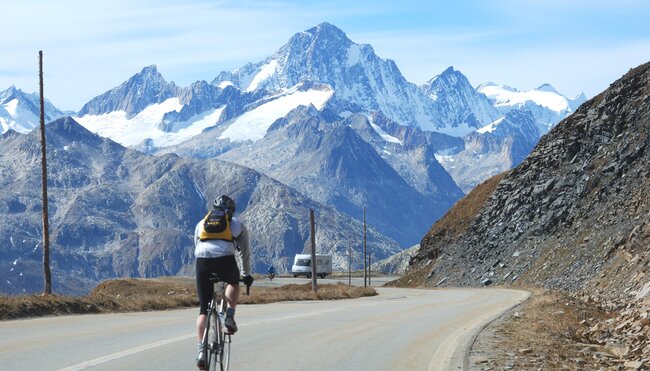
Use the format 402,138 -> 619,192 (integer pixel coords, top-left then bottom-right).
2,0 -> 649,110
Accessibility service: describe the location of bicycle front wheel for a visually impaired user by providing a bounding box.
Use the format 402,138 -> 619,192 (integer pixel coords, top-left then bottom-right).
205,310 -> 219,371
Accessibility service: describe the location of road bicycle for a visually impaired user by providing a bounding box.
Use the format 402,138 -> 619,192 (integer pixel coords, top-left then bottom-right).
202,273 -> 252,371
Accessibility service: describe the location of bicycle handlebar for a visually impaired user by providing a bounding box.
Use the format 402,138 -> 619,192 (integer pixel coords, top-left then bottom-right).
240,277 -> 253,296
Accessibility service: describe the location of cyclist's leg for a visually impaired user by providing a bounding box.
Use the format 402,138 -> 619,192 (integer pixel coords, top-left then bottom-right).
196,258 -> 215,341
217,255 -> 241,310
218,255 -> 241,334
225,284 -> 240,310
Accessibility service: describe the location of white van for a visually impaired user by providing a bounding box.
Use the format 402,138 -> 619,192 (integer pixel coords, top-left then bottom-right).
291,254 -> 332,278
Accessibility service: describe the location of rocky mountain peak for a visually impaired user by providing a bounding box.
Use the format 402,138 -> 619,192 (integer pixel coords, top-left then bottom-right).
78,64 -> 180,118
139,64 -> 160,77
305,22 -> 351,44
46,116 -> 101,143
278,22 -> 353,59
0,86 -> 20,102
422,66 -> 474,98
421,66 -> 500,129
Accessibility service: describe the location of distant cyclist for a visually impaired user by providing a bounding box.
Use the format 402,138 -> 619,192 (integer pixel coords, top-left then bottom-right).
194,195 -> 253,369
268,265 -> 276,280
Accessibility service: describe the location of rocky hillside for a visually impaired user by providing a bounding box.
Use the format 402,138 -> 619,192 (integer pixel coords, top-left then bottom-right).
403,61 -> 650,303
0,117 -> 400,295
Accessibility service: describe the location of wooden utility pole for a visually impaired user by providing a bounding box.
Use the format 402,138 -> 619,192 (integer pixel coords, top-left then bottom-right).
363,207 -> 367,287
368,254 -> 372,286
39,50 -> 52,295
309,208 -> 317,292
348,244 -> 351,286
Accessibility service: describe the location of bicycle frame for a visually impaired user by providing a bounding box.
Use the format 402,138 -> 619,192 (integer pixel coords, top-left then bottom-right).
203,277 -> 229,371
202,275 -> 251,371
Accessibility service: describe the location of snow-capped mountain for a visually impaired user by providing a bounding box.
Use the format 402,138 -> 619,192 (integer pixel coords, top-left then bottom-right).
0,86 -> 65,134
421,66 -> 501,129
212,22 -> 474,134
74,69 -> 271,149
477,82 -> 586,133
78,65 -> 181,119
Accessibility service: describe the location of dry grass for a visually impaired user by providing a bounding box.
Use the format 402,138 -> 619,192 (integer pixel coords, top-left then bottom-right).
423,171 -> 510,242
471,288 -> 611,370
385,261 -> 432,288
239,283 -> 376,304
0,277 -> 376,321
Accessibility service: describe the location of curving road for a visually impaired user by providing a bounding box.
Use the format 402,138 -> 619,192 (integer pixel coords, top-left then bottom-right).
0,286 -> 528,371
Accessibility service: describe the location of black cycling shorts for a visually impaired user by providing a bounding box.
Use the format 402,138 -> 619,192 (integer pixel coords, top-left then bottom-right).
196,256 -> 241,315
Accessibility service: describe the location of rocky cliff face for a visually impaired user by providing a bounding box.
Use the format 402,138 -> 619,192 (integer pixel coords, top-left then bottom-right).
407,62 -> 650,302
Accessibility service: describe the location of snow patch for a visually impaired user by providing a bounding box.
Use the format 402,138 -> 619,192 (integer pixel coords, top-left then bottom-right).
346,44 -> 361,67
370,123 -> 402,144
1,98 -> 39,133
220,87 -> 333,142
478,83 -> 571,113
245,60 -> 278,92
5,99 -> 18,116
75,98 -> 225,147
365,114 -> 402,144
477,117 -> 505,134
435,154 -> 455,163
218,81 -> 234,89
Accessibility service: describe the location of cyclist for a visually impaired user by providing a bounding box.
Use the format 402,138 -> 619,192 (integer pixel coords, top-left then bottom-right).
194,195 -> 253,369
268,265 -> 276,280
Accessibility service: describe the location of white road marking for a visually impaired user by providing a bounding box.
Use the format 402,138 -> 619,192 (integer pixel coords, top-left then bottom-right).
57,333 -> 195,370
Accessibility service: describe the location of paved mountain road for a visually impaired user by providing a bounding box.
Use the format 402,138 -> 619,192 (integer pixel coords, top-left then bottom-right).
0,287 -> 528,371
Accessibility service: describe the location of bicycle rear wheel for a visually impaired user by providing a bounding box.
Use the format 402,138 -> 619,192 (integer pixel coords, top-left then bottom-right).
205,309 -> 219,371
220,332 -> 231,371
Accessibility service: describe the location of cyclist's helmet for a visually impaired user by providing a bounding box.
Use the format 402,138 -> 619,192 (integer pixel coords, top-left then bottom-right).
214,195 -> 236,214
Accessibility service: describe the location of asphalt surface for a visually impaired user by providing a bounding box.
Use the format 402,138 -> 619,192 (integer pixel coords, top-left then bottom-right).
0,284 -> 528,371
